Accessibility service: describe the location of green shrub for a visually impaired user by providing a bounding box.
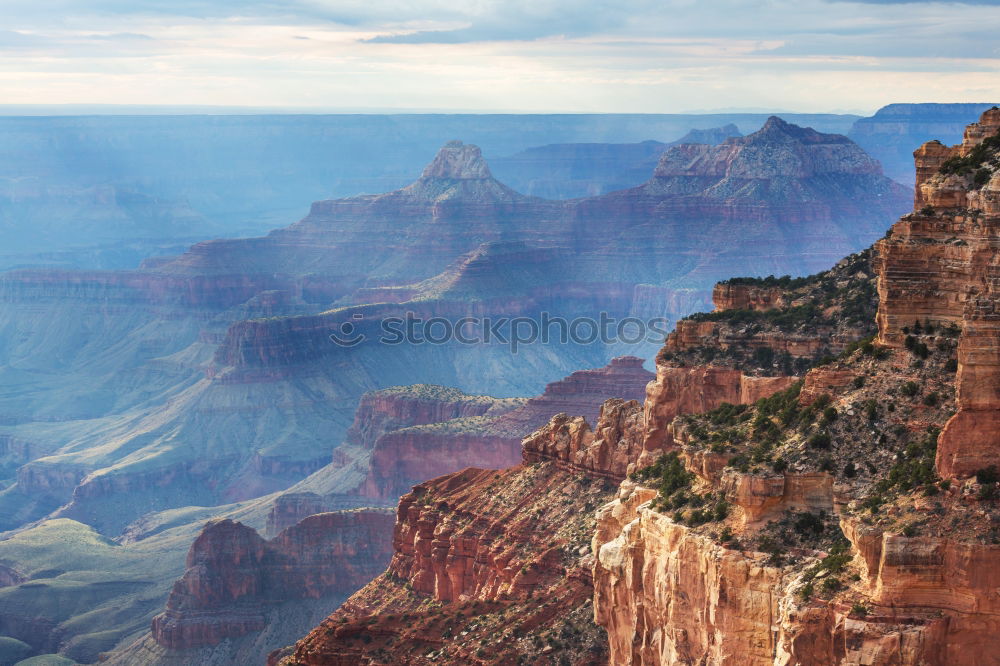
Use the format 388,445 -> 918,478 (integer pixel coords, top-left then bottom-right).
901,381 -> 919,397
794,511 -> 825,535
753,346 -> 775,368
807,431 -> 832,449
945,358 -> 958,372
923,392 -> 939,407
976,466 -> 999,485
844,462 -> 857,478
850,603 -> 870,617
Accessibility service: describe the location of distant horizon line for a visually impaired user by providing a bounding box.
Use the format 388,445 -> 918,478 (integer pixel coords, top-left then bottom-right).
2,102 -> 997,119
0,103 -> 872,117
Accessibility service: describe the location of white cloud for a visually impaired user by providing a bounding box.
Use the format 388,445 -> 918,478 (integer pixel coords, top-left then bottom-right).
0,0 -> 996,111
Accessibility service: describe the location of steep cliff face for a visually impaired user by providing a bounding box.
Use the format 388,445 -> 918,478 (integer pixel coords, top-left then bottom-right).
279,463 -> 614,666
875,108 -> 1000,478
150,510 -> 395,651
591,109 -> 1000,666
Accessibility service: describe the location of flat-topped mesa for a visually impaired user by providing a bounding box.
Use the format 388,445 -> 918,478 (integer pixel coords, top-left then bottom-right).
355,357 -> 653,499
343,384 -> 509,451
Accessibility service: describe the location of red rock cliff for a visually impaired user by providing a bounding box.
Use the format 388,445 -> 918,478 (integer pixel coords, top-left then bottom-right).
876,109 -> 1000,477
151,510 -> 394,650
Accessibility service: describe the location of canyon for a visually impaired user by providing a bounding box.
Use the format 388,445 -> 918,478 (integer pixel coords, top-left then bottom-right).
0,110 -> 948,664
279,109 -> 1000,665
0,115 -> 908,540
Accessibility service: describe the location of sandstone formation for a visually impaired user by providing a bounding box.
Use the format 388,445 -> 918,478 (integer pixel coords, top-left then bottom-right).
268,357 -> 653,531
280,462 -> 613,666
278,195 -> 896,664
588,108 -> 1000,666
279,111 -> 1000,664
874,108 -> 1000,478
151,510 -> 395,650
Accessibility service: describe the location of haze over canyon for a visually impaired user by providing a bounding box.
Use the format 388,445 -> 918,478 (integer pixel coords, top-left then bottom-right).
0,101 -> 998,666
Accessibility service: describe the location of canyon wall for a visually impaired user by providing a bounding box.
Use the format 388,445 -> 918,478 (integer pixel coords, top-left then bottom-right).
150,509 -> 395,650
875,108 -> 1000,478
591,107 -> 1000,666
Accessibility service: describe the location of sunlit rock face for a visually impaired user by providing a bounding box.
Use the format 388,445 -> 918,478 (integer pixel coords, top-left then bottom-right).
876,108 -> 1000,478
589,107 -> 1000,666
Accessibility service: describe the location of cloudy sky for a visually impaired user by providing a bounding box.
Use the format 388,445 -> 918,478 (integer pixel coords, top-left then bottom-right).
1,0 -> 998,113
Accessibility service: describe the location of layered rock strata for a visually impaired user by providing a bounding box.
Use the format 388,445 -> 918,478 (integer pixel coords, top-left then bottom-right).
151,510 -> 395,650
875,108 -> 1000,478
280,463 -> 614,666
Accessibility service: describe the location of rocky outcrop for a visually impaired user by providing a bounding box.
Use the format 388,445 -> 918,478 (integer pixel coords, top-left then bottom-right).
282,462 -> 612,666
875,108 -> 1000,478
151,510 -> 394,650
522,399 -> 646,481
849,102 -> 1000,184
587,110 -> 1000,666
594,486 -> 951,666
523,357 -> 798,483
594,485 -> 787,665
643,364 -> 797,454
353,357 -> 653,499
711,282 -> 787,311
